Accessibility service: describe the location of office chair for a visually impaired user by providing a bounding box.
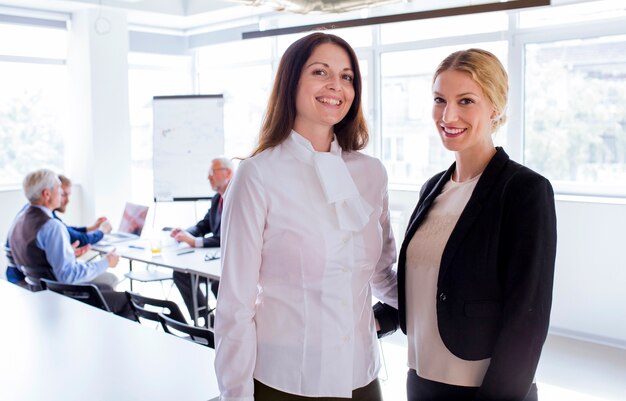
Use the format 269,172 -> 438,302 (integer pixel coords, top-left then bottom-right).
125,291 -> 187,327
40,278 -> 111,312
4,245 -> 28,288
158,312 -> 215,348
124,261 -> 173,293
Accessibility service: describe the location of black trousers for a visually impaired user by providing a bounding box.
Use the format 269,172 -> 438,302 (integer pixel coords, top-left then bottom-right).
254,378 -> 383,401
90,275 -> 135,321
101,290 -> 136,321
173,271 -> 219,318
406,370 -> 538,401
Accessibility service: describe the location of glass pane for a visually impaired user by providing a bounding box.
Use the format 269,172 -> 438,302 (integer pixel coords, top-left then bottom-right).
198,63 -> 274,158
520,0 -> 626,29
197,37 -> 272,67
381,41 -> 507,186
0,62 -> 68,186
128,53 -> 193,204
329,26 -> 372,48
128,52 -> 191,69
0,23 -> 66,59
381,12 -> 507,45
276,32 -> 310,55
276,25 -> 372,57
524,35 -> 626,196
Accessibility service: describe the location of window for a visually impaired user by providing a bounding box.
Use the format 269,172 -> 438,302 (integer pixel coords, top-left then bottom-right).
276,26 -> 372,53
380,42 -> 508,186
524,35 -> 626,196
0,23 -> 66,58
519,0 -> 626,28
380,11 -> 508,45
196,37 -> 273,159
134,0 -> 626,199
0,22 -> 68,187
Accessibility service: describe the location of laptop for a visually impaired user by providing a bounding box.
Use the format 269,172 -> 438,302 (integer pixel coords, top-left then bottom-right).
103,202 -> 150,243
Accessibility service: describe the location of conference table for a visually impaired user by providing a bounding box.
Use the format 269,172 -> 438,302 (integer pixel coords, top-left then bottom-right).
92,238 -> 222,325
0,279 -> 219,401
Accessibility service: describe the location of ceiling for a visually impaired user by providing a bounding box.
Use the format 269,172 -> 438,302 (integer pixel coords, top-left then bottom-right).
0,0 -> 582,31
0,0 -> 266,30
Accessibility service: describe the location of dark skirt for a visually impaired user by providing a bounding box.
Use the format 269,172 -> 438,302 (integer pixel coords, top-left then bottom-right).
254,378 -> 383,401
406,369 -> 538,401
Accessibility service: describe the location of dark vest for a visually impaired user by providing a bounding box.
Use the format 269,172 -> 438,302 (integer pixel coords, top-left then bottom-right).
9,206 -> 56,285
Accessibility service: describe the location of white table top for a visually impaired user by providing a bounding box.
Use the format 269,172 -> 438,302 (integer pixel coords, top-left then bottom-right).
0,280 -> 219,401
93,239 -> 222,280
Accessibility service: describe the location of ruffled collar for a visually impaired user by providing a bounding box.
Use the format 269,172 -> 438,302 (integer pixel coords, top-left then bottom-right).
284,130 -> 373,231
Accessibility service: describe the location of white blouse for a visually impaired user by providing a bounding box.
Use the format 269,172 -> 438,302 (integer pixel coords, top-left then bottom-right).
215,131 -> 398,401
406,175 -> 490,387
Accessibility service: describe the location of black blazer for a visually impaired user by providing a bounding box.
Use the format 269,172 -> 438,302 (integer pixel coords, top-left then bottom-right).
187,193 -> 222,248
378,148 -> 557,400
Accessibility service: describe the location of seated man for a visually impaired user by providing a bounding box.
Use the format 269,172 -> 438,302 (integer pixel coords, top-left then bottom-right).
4,235 -> 91,287
7,169 -> 133,320
170,156 -> 233,320
5,174 -> 114,287
55,174 -> 112,247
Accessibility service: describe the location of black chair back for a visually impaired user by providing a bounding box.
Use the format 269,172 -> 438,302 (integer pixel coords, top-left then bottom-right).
125,291 -> 187,325
4,245 -> 30,289
158,312 -> 215,349
40,279 -> 111,312
4,244 -> 16,267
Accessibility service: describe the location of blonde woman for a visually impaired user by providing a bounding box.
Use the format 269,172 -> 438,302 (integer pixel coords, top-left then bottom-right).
379,49 -> 557,400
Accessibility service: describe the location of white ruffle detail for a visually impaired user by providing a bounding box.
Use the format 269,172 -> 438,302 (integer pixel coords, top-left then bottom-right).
312,148 -> 373,232
284,130 -> 373,231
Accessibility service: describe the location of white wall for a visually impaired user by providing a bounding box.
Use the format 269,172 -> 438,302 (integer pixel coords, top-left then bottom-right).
66,8 -> 132,227
550,198 -> 626,348
0,189 -> 27,265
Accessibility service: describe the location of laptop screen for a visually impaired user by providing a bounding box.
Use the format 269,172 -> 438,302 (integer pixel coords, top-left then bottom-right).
118,202 -> 149,236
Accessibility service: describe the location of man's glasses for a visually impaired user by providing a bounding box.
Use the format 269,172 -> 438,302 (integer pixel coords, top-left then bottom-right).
205,252 -> 220,261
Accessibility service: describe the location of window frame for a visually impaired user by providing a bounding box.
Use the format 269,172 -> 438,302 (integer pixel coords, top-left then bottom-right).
150,2 -> 626,200
513,17 -> 626,198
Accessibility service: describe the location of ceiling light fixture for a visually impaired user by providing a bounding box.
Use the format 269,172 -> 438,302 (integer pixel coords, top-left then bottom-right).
227,0 -> 408,14
241,0 -> 550,39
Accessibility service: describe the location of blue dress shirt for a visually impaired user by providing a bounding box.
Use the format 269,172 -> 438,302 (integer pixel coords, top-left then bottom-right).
33,206 -> 108,283
53,211 -> 104,247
